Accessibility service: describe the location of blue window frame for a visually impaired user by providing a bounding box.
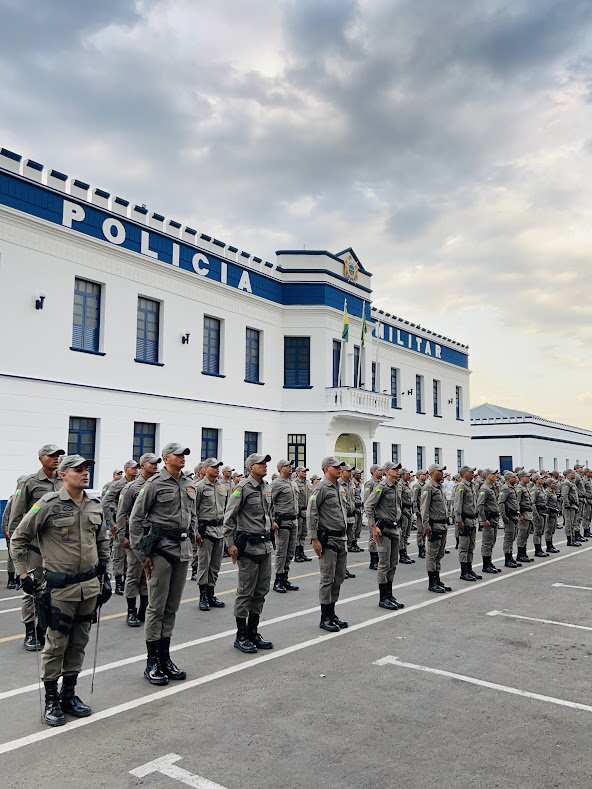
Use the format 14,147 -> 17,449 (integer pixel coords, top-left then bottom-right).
373,442 -> 378,465
392,444 -> 400,464
72,278 -> 101,352
68,416 -> 96,486
353,345 -> 360,388
371,362 -> 377,392
417,446 -> 424,471
391,367 -> 399,408
416,375 -> 423,413
288,434 -> 306,468
133,422 -> 156,462
284,337 -> 310,388
203,317 -> 221,375
244,431 -> 258,468
332,340 -> 341,387
457,450 -> 463,471
201,428 -> 219,461
456,386 -> 462,420
245,328 -> 261,383
433,379 -> 440,416
435,447 -> 441,464
136,297 -> 160,363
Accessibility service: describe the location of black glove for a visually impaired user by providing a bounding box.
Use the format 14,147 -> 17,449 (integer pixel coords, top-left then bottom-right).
21,575 -> 37,595
96,561 -> 107,578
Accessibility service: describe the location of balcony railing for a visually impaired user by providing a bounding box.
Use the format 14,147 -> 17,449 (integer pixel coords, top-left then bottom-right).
325,387 -> 393,418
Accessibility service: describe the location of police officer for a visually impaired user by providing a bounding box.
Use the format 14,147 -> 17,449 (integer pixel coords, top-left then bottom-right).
2,481 -> 27,589
515,472 -> 535,562
574,465 -> 588,542
499,470 -> 522,567
225,453 -> 276,653
478,469 -> 502,573
582,469 -> 592,538
101,469 -> 122,498
398,469 -> 415,564
339,465 -> 357,578
421,464 -> 451,593
271,460 -> 300,593
530,474 -> 549,557
544,478 -> 560,553
116,453 -> 161,626
129,442 -> 195,685
10,454 -> 108,727
364,461 -> 404,609
195,458 -> 227,611
102,460 -> 139,595
365,464 -> 383,570
9,443 -> 64,651
221,465 -> 234,486
454,466 -> 481,581
413,470 -> 428,560
308,456 -> 350,632
562,470 -> 581,547
294,466 -> 312,563
351,469 -> 364,552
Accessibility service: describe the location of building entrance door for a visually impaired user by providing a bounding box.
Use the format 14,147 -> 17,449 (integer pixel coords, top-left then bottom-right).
499,456 -> 513,474
335,433 -> 365,473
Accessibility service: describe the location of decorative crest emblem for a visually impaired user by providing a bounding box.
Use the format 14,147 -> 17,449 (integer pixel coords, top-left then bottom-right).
343,252 -> 358,282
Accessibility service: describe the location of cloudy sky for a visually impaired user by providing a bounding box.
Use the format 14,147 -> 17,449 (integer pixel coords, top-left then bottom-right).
2,0 -> 591,428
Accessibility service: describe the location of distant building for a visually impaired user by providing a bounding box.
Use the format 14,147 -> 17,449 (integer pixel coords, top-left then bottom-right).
471,403 -> 592,473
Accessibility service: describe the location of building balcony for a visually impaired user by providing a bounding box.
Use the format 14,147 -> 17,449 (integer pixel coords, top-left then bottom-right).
325,387 -> 394,420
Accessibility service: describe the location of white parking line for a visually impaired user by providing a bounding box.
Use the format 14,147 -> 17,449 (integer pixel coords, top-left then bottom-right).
373,656 -> 592,714
552,582 -> 592,591
0,595 -> 21,603
0,607 -> 20,615
486,610 -> 592,632
0,542 -> 590,755
130,753 -> 228,787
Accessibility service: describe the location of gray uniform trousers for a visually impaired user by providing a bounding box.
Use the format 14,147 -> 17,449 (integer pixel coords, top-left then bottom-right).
191,540 -> 199,570
275,521 -> 297,574
234,553 -> 272,618
22,548 -> 43,625
517,516 -> 532,548
368,525 -> 377,554
582,502 -> 592,530
563,509 -> 577,537
145,554 -> 188,642
376,529 -> 400,584
346,517 -> 355,547
416,517 -> 425,548
545,515 -> 557,542
354,510 -> 363,540
111,543 -> 126,577
533,516 -> 544,546
6,543 -> 14,574
400,512 -> 411,549
426,528 -> 447,573
124,547 -> 147,598
197,536 -> 223,587
319,538 -> 347,604
42,595 -> 98,681
458,520 -> 477,563
297,513 -> 308,548
577,501 -> 585,531
503,519 -> 518,554
481,522 -> 498,557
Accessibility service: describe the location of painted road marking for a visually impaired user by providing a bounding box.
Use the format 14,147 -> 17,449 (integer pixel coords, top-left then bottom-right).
552,582 -> 592,591
130,753 -> 228,787
486,609 -> 592,632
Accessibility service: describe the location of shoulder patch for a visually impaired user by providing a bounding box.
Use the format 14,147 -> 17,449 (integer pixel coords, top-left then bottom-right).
139,488 -> 145,497
459,488 -> 464,492
376,488 -> 382,494
423,490 -> 429,495
233,490 -> 241,497
310,495 -> 317,501
15,489 -> 22,496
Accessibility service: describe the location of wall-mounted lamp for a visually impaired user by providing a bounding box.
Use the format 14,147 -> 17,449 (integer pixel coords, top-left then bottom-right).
181,333 -> 190,344
35,293 -> 46,310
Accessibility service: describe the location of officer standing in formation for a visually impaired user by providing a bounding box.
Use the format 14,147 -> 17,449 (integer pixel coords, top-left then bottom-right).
544,478 -> 560,553
194,458 -> 227,611
363,461 -> 405,609
499,470 -> 522,567
271,460 -> 300,593
413,470 -> 428,559
398,468 -> 415,564
307,456 -> 349,632
365,464 -> 383,570
224,453 -> 276,654
477,469 -> 502,573
561,470 -> 581,547
129,442 -> 195,685
352,469 -> 364,551
101,460 -> 139,595
421,464 -> 452,593
582,468 -> 592,538
454,466 -> 482,582
10,454 -> 109,726
293,466 -> 312,563
116,452 -> 161,626
515,472 -> 535,563
8,444 -> 64,651
530,474 -> 549,557
2,476 -> 28,589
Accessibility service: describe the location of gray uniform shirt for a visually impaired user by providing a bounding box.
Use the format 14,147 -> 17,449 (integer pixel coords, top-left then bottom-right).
419,478 -> 447,528
364,478 -> 400,530
454,480 -> 478,523
101,476 -> 128,529
530,486 -> 546,519
295,478 -> 309,515
224,475 -> 274,556
399,480 -> 413,512
413,480 -> 426,515
516,483 -> 534,520
477,482 -> 499,522
115,476 -> 146,542
307,475 -> 348,541
338,477 -> 356,520
561,479 -> 578,510
498,483 -> 519,519
271,477 -> 299,521
195,476 -> 227,539
8,469 -> 62,536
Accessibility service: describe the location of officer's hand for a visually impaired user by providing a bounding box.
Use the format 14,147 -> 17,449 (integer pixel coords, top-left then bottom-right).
96,561 -> 107,577
141,557 -> 153,579
120,538 -> 131,550
109,524 -> 117,538
195,534 -> 203,547
457,521 -> 464,533
372,526 -> 381,544
273,522 -> 279,536
425,527 -> 432,539
228,545 -> 238,565
482,520 -> 490,530
20,574 -> 37,595
503,518 -> 509,526
417,513 -> 422,523
519,515 -> 524,524
312,538 -> 322,558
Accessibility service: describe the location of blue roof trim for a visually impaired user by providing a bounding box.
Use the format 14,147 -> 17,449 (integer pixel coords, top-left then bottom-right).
200,234 -> 211,242
73,179 -> 90,189
472,433 -> 592,449
1,148 -> 21,162
335,247 -> 370,275
152,213 -> 165,222
169,220 -> 181,229
240,251 -> 250,259
265,262 -> 274,268
213,239 -> 225,248
50,170 -> 68,181
276,266 -> 372,294
26,160 -> 44,171
133,205 -> 148,214
95,188 -> 110,199
228,245 -> 238,253
114,197 -> 129,206
185,227 -> 197,235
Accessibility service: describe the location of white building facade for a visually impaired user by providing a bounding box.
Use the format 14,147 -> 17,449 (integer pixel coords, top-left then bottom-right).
0,148 -> 471,507
471,404 -> 592,473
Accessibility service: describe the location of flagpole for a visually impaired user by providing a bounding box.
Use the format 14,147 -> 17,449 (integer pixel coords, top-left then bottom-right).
337,298 -> 346,387
358,300 -> 365,388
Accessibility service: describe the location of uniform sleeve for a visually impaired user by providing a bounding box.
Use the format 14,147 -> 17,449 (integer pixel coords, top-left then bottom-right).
115,484 -> 134,541
7,478 -> 31,535
364,485 -> 383,527
223,487 -> 243,548
307,485 -> 324,541
1,498 -> 12,539
101,484 -> 120,527
498,487 -> 509,518
530,489 -> 540,517
96,508 -> 110,564
477,489 -> 488,521
10,502 -> 47,575
453,485 -> 464,521
129,482 -> 155,561
420,486 -> 431,523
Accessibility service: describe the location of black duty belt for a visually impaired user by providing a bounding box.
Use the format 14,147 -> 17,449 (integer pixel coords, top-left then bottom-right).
27,544 -> 41,554
376,519 -> 399,530
275,512 -> 297,524
484,510 -> 499,519
45,566 -> 99,588
429,518 -> 447,526
237,531 -> 271,544
462,512 -> 478,519
198,519 -> 223,528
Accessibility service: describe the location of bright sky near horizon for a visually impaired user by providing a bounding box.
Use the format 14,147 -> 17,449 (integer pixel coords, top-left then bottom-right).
1,0 -> 591,428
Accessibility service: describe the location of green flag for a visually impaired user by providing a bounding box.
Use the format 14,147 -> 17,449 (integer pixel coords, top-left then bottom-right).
342,302 -> 349,342
361,313 -> 367,347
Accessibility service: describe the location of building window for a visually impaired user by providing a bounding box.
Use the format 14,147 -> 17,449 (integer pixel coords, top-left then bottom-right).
203,317 -> 221,375
417,446 -> 424,471
68,416 -> 96,486
392,444 -> 400,464
456,386 -> 463,420
539,456 -> 544,471
435,447 -> 441,464
244,431 -> 258,467
499,456 -> 513,474
201,428 -> 219,460
72,278 -> 101,352
284,337 -> 310,388
136,297 -> 160,363
553,458 -> 558,471
288,434 -> 306,467
565,459 -> 569,470
390,368 -> 399,409
332,340 -> 341,387
133,422 -> 156,462
371,362 -> 377,392
416,375 -> 424,413
354,345 -> 361,388
433,379 -> 440,417
373,442 -> 378,465
245,328 -> 260,383
457,449 -> 464,470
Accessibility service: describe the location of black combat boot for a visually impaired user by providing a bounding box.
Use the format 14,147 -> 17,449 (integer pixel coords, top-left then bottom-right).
345,568 -> 356,579
190,567 -> 198,581
468,562 -> 482,580
504,553 -> 520,568
428,571 -> 445,593
517,547 -> 533,563
455,537 -> 459,549
534,544 -> 548,557
24,621 -> 41,651
329,602 -> 348,628
355,540 -> 364,552
234,617 -> 258,653
399,550 -> 415,564
387,581 -> 404,609
435,572 -> 452,592
36,624 -> 46,647
460,562 -> 476,582
43,680 -> 66,727
273,575 -> 287,593
247,613 -> 273,649
546,541 -> 559,554
138,594 -> 148,622
293,546 -> 304,562
6,571 -> 18,589
379,582 -> 398,610
223,546 -> 230,558
198,585 -> 210,610
144,641 -> 169,685
281,573 -> 299,591
369,552 -> 379,570
60,674 -> 92,717
115,575 -> 125,596
159,637 -> 187,680
301,547 -> 312,562
418,546 -> 426,559
567,535 -> 581,547
319,604 -> 340,632
482,556 -> 498,574
575,531 -> 588,542
207,586 -> 225,607
126,597 -> 141,627
584,528 -> 592,538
